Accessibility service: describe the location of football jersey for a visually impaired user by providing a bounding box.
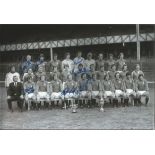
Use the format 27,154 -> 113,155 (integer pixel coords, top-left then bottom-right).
23,73 -> 35,82
116,59 -> 126,71
113,79 -> 124,90
36,81 -> 49,92
62,59 -> 74,72
101,80 -> 114,91
21,60 -> 35,73
97,71 -> 107,80
35,71 -> 46,82
84,59 -> 95,70
136,79 -> 149,91
49,71 -> 61,81
78,79 -> 89,91
108,70 -> 116,80
107,59 -> 116,71
124,78 -> 135,90
74,68 -> 88,81
120,70 -> 128,80
132,70 -> 144,81
87,70 -> 98,80
73,57 -> 85,72
24,81 -> 35,94
96,59 -> 105,71
49,60 -> 61,72
88,79 -> 102,91
50,80 -> 62,92
64,80 -> 77,91
61,69 -> 72,82
36,60 -> 47,72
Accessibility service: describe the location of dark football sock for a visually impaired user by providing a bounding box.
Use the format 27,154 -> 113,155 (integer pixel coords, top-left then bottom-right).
145,97 -> 149,105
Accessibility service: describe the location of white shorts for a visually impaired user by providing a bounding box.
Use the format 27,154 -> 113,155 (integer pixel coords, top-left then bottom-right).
115,90 -> 125,98
137,91 -> 148,96
126,89 -> 136,97
51,92 -> 62,99
64,93 -> 78,99
37,92 -> 50,101
104,91 -> 115,98
92,91 -> 100,98
80,91 -> 88,98
25,93 -> 36,100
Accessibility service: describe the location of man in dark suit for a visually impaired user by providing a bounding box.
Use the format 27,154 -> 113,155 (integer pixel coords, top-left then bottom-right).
7,75 -> 24,112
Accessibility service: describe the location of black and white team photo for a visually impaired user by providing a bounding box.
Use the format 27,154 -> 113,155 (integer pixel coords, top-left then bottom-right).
0,24 -> 154,129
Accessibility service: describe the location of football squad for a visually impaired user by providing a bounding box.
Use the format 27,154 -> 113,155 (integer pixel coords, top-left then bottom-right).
5,51 -> 149,113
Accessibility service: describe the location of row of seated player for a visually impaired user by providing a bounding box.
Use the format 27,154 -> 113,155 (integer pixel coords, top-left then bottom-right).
6,71 -> 149,112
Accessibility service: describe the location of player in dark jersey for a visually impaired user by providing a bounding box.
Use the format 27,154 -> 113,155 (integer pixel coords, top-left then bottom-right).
88,73 -> 102,108
108,64 -> 117,80
36,53 -> 47,72
49,73 -> 63,108
36,75 -> 50,109
120,64 -> 128,80
100,73 -> 115,105
97,65 -> 107,80
107,54 -> 116,71
96,53 -> 105,71
123,72 -> 136,106
78,73 -> 91,108
116,52 -> 126,71
112,72 -> 125,107
73,63 -> 87,82
135,74 -> 149,106
132,64 -> 144,82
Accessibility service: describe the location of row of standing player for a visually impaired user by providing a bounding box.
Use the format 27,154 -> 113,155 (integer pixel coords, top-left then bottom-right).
20,51 -> 127,75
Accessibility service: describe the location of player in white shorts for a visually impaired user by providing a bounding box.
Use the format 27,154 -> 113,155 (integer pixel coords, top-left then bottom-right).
62,74 -> 79,108
123,72 -> 136,106
24,76 -> 36,110
100,73 -> 115,104
112,72 -> 125,107
135,74 -> 149,105
78,73 -> 91,107
63,75 -> 78,99
88,73 -> 102,107
50,74 -> 63,101
36,75 -> 50,109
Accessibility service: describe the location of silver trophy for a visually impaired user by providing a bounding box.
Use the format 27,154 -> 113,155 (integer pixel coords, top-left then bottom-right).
99,97 -> 104,112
